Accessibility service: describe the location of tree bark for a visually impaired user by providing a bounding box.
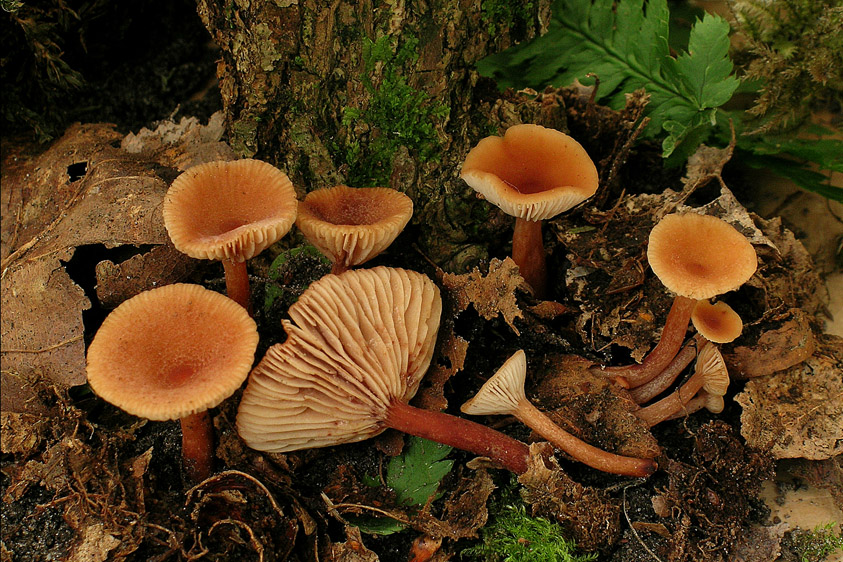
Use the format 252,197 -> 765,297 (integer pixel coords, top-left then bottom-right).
196,0 -> 561,271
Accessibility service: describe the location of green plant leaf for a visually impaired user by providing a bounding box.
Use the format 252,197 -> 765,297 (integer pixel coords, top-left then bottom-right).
477,0 -> 740,159
387,436 -> 454,507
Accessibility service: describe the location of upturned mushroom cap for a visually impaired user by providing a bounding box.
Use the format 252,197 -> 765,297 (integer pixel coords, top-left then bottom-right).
296,185 -> 413,269
163,159 -> 298,263
647,213 -> 757,300
691,300 -> 743,343
461,350 -> 528,416
236,267 -> 442,452
86,284 -> 259,421
695,344 -> 730,396
460,124 -> 599,221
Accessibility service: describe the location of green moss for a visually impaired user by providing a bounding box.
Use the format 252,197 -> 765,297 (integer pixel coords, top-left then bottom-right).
339,34 -> 449,186
460,478 -> 597,562
789,523 -> 843,562
481,0 -> 535,36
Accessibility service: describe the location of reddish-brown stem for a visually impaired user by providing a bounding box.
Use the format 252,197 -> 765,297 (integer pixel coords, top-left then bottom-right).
629,335 -> 705,404
385,401 -> 529,474
665,390 -> 722,421
331,262 -> 349,275
634,369 -> 706,427
512,217 -> 547,299
592,295 -> 697,387
222,259 -> 252,314
180,411 -> 214,482
516,400 -> 656,477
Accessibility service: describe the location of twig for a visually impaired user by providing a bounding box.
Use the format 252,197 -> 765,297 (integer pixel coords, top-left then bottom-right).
623,485 -> 664,562
1,334 -> 83,354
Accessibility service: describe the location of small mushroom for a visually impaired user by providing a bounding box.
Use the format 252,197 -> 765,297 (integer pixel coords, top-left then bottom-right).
461,350 -> 657,477
635,343 -> 730,427
593,213 -> 757,387
691,300 -> 743,343
86,284 -> 259,481
236,267 -> 529,473
460,124 -> 599,298
665,390 -> 724,421
163,159 -> 298,313
295,185 -> 413,274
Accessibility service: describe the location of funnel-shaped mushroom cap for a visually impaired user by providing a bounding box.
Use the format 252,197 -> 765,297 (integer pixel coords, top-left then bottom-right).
236,267 -> 441,452
86,284 -> 259,421
647,213 -> 757,300
296,185 -> 413,268
691,300 -> 743,343
461,350 -> 528,416
702,392 -> 725,414
164,159 -> 298,262
460,124 -> 599,221
695,344 -> 730,396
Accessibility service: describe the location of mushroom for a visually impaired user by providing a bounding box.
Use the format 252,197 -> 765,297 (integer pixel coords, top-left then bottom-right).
295,185 -> 413,274
236,267 -> 529,473
635,343 -> 730,427
593,213 -> 757,387
691,300 -> 743,343
86,283 -> 259,481
460,350 -> 657,477
163,159 -> 298,313
665,390 -> 724,421
460,124 -> 599,298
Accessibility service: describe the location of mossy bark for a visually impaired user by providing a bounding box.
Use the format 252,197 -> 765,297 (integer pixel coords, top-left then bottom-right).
196,0 -> 560,271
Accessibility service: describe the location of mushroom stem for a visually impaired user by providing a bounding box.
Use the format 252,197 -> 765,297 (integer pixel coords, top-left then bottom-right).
385,400 -> 529,474
512,217 -> 547,299
222,259 -> 252,314
634,369 -> 706,427
180,411 -> 214,482
592,295 -> 696,387
331,260 -> 349,276
514,399 -> 657,477
628,335 -> 704,404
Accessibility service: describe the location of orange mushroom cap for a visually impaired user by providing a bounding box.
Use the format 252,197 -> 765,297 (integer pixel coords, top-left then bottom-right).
163,159 -> 298,263
647,213 -> 757,300
460,124 -> 599,221
236,267 -> 441,452
691,300 -> 744,343
86,284 -> 259,421
295,185 -> 413,269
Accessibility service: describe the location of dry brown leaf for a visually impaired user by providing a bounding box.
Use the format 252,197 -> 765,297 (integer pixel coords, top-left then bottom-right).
736,334 -> 843,460
1,116 -> 232,413
414,332 -> 469,412
726,308 -> 816,379
65,523 -> 121,562
729,523 -> 788,562
0,411 -> 49,456
440,257 -> 523,335
95,242 -> 196,308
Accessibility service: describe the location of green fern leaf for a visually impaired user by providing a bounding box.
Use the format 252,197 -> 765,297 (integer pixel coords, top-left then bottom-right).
477,0 -> 740,160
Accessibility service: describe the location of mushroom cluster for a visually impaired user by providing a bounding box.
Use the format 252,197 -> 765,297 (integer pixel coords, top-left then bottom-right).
591,212 -> 758,424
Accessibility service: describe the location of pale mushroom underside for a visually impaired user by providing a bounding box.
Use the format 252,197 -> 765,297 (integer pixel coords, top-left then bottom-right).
236,267 -> 442,452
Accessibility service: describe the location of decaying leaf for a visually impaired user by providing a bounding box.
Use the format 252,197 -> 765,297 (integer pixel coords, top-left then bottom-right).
1,115 -> 233,413
518,443 -> 621,552
736,334 -> 843,460
414,332 -> 469,412
440,257 -> 524,335
0,411 -> 49,456
726,308 -> 816,379
533,353 -> 660,460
